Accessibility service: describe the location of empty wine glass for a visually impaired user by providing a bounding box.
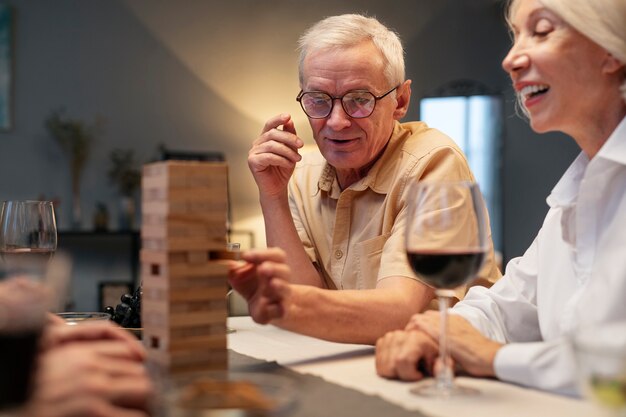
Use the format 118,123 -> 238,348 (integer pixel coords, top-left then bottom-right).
405,181 -> 489,397
573,322 -> 626,416
0,200 -> 58,282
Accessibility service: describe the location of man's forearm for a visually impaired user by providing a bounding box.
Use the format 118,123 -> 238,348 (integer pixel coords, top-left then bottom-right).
272,279 -> 434,345
260,195 -> 322,287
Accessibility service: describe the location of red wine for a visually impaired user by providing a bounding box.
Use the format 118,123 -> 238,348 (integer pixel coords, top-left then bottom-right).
407,251 -> 485,289
0,331 -> 41,409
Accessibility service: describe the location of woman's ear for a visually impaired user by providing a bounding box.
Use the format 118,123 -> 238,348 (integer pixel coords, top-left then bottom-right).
393,80 -> 412,120
602,52 -> 625,75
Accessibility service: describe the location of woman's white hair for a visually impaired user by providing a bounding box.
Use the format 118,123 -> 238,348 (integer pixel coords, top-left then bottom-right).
508,0 -> 626,103
297,14 -> 405,88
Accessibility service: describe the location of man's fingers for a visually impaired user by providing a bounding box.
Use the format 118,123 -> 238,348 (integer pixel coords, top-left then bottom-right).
42,322 -> 145,359
250,149 -> 301,170
241,248 -> 287,265
257,114 -> 302,149
282,117 -> 297,135
261,113 -> 292,135
106,376 -> 153,410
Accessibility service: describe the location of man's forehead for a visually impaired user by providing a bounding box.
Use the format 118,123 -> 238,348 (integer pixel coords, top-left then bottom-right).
301,44 -> 386,90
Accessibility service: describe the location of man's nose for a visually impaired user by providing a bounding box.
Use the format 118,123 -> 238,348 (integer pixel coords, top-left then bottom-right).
325,99 -> 352,129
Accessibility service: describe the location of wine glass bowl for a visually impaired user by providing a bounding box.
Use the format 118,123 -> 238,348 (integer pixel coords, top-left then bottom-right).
405,181 -> 489,397
573,322 -> 626,415
0,200 -> 57,281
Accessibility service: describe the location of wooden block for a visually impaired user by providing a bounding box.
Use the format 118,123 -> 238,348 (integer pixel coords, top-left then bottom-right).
142,160 -> 228,178
168,261 -> 229,278
170,323 -> 227,339
142,187 -> 229,204
168,286 -> 227,302
142,213 -> 227,228
142,200 -> 229,218
169,334 -> 226,352
140,269 -> 226,284
186,251 -> 208,264
141,221 -> 227,240
142,327 -> 226,351
142,161 -> 228,191
142,285 -> 169,303
209,249 -> 242,261
142,236 -> 226,252
169,309 -> 227,328
142,300 -> 227,328
149,348 -> 228,367
170,299 -> 227,314
151,358 -> 228,375
140,250 -> 189,265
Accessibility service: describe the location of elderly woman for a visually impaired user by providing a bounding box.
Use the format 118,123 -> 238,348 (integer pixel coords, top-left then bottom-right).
375,0 -> 626,396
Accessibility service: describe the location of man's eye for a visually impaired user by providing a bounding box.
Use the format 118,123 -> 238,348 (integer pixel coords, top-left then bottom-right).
348,95 -> 371,105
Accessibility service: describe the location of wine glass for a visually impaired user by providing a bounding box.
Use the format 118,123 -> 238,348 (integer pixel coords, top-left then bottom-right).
0,200 -> 58,282
573,322 -> 626,416
405,181 -> 489,397
0,201 -> 60,409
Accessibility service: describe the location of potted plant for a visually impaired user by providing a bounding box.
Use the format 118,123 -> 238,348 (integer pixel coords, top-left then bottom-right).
45,109 -> 101,229
108,149 -> 141,230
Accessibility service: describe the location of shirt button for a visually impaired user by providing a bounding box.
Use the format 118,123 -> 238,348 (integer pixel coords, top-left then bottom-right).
334,249 -> 343,259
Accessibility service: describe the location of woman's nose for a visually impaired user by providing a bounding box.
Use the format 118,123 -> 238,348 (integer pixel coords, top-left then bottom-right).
502,43 -> 529,75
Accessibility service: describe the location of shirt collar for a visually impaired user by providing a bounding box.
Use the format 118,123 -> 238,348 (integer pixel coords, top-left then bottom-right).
317,121 -> 404,195
546,115 -> 626,208
595,115 -> 626,166
546,152 -> 589,208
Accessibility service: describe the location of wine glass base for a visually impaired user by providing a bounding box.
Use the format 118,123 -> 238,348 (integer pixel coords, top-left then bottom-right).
410,379 -> 479,398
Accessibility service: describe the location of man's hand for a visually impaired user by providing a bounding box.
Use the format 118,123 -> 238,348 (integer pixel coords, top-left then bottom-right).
22,340 -> 152,417
375,329 -> 438,381
228,248 -> 292,324
248,113 -> 303,198
41,321 -> 145,362
406,311 -> 502,377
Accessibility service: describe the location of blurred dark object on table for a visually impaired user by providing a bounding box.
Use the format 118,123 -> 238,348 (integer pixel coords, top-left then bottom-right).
105,285 -> 142,328
158,145 -> 225,162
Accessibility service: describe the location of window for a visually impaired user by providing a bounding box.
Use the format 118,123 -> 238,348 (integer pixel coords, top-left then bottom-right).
419,81 -> 502,251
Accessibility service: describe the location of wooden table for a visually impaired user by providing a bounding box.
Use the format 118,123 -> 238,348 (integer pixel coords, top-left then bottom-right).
227,317 -> 611,417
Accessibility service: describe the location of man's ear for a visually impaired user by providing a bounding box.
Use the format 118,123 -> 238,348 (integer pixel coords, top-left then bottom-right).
393,80 -> 412,120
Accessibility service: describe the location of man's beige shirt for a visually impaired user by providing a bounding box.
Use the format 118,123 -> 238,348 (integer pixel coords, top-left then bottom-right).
288,121 -> 501,297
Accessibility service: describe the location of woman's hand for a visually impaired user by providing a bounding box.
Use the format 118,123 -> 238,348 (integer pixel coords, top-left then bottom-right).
406,311 -> 502,377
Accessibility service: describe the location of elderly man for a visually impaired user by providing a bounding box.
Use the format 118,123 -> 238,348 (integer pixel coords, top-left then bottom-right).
231,14 -> 500,345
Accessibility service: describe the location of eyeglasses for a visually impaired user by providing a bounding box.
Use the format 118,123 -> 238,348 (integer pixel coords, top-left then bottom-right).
296,85 -> 399,119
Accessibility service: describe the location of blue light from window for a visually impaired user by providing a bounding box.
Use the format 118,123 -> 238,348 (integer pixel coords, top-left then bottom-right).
420,95 -> 502,251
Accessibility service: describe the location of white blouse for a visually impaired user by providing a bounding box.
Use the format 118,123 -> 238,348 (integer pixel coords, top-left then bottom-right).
453,116 -> 626,396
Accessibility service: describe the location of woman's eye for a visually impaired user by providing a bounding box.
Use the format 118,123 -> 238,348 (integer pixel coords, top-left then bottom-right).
533,18 -> 553,36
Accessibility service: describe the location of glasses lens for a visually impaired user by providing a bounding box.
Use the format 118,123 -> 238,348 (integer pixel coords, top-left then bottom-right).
301,92 -> 332,118
343,92 -> 375,118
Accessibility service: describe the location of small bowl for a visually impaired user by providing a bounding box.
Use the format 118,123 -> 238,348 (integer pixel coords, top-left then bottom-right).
162,371 -> 297,416
56,312 -> 111,325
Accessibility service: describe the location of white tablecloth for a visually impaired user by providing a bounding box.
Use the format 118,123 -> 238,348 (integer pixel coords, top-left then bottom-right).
227,317 -> 610,417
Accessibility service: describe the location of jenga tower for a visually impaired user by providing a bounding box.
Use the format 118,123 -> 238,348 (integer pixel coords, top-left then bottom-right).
140,161 -> 229,375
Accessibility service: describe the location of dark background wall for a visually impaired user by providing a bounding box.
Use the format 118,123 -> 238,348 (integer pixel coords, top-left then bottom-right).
0,0 -> 580,267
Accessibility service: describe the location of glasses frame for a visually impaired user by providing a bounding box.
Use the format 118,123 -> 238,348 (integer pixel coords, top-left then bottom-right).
296,85 -> 399,119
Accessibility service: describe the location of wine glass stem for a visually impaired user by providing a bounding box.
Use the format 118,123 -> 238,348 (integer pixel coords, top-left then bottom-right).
435,291 -> 454,392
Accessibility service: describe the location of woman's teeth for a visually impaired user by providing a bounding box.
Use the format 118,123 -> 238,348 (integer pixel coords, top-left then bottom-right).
520,84 -> 549,99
